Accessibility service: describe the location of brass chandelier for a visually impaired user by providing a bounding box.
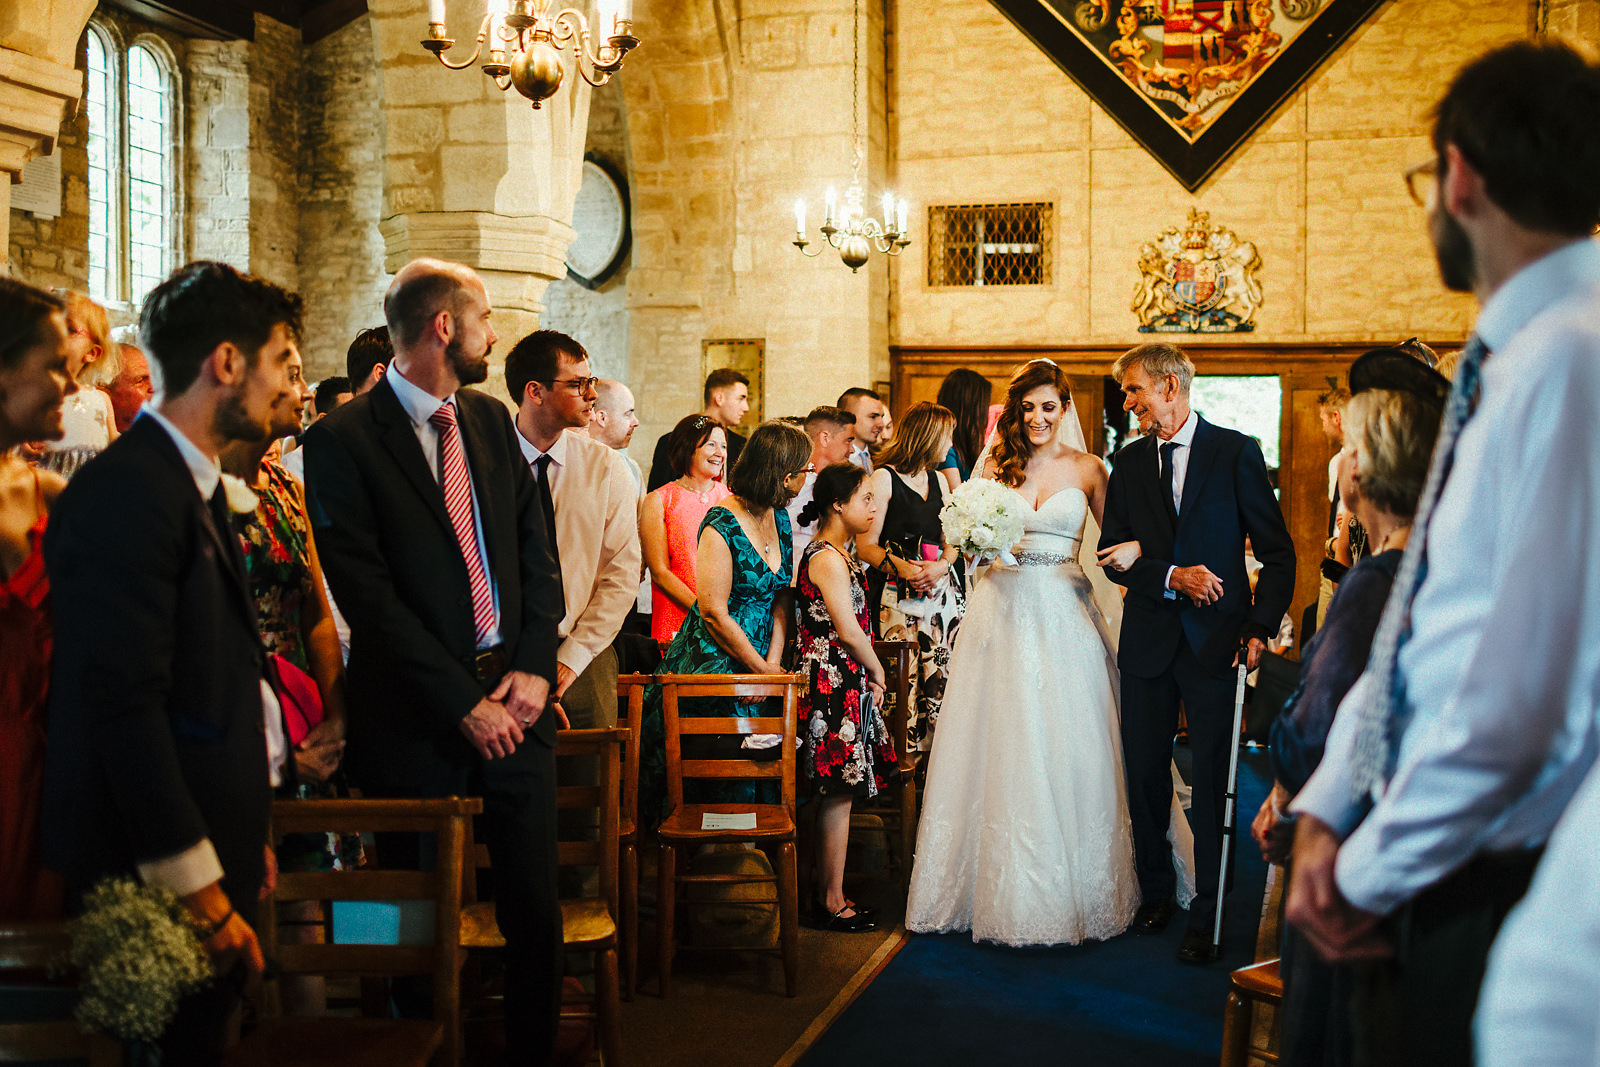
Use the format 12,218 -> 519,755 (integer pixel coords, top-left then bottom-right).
792,0 -> 909,272
422,0 -> 640,109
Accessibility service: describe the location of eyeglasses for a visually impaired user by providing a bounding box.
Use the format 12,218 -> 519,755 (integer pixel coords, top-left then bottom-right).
547,376 -> 599,393
1403,158 -> 1438,207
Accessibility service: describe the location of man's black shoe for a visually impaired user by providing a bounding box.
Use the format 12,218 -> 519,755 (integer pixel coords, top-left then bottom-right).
1131,898 -> 1176,934
1176,928 -> 1220,964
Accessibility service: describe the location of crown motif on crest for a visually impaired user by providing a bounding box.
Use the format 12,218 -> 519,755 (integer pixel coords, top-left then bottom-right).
1181,208 -> 1213,251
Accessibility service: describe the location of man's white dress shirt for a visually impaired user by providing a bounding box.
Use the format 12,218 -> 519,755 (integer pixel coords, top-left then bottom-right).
385,362 -> 503,646
1292,238 -> 1600,915
516,427 -> 642,677
137,407 -> 286,896
849,445 -> 873,473
1161,409 -> 1198,599
1477,760 -> 1600,1066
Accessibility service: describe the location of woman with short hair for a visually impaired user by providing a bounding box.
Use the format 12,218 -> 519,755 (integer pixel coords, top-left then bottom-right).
639,420 -> 813,824
1250,346 -> 1448,1067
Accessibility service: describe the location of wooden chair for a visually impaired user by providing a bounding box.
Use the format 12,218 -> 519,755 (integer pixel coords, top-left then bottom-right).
459,727 -> 626,1067
0,922 -> 120,1066
616,672 -> 650,1001
227,796 -> 481,1067
654,673 -> 801,998
854,639 -> 920,882
1220,957 -> 1282,1067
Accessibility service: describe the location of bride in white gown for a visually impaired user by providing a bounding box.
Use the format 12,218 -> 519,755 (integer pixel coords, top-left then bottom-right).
905,359 -> 1194,946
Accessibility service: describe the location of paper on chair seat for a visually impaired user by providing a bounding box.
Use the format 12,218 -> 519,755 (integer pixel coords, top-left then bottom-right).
702,812 -> 757,830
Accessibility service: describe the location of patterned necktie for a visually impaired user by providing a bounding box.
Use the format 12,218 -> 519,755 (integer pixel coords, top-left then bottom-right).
1348,334 -> 1490,801
1159,441 -> 1180,526
428,402 -> 497,646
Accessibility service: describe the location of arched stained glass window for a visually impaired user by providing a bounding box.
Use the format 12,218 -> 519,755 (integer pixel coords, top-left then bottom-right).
80,26 -> 179,309
126,44 -> 173,306
85,27 -> 114,303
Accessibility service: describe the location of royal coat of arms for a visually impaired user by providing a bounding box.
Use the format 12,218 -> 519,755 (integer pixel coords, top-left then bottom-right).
988,0 -> 1384,189
1132,208 -> 1261,333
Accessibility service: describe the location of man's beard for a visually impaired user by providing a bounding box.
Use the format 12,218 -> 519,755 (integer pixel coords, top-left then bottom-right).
1430,204 -> 1475,293
447,334 -> 490,386
214,385 -> 272,444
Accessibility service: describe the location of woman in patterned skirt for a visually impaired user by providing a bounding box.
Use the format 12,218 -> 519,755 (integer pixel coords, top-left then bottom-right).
797,462 -> 892,932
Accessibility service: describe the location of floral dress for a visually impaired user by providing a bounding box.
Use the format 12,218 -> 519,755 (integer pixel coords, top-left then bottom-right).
796,540 -> 894,797
239,461 -> 362,872
640,505 -> 793,827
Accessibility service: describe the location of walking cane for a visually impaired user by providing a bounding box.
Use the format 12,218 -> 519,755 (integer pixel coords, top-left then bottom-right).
1213,638 -> 1251,953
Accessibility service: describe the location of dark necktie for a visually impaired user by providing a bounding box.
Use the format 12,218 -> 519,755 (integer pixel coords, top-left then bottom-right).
1159,441 -> 1180,527
1348,334 -> 1490,799
535,453 -> 561,568
208,485 -> 246,582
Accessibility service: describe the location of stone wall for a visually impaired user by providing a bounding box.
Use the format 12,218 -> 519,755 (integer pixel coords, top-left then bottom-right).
296,13 -> 388,381
538,77 -> 630,381
7,35 -> 88,291
888,0 -> 1534,351
187,36 -> 250,268
247,14 -> 300,291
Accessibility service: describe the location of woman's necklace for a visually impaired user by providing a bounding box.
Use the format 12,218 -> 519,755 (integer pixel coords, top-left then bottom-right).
1374,522 -> 1412,554
739,501 -> 778,558
677,475 -> 715,503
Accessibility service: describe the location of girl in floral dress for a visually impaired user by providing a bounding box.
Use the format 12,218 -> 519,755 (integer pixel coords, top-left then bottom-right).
796,462 -> 893,932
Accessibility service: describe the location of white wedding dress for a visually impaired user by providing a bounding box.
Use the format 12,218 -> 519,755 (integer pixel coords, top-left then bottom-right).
905,484 -> 1195,946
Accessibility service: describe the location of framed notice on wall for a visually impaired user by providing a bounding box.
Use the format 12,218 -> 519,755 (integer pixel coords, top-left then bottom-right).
13,151 -> 61,218
702,339 -> 764,435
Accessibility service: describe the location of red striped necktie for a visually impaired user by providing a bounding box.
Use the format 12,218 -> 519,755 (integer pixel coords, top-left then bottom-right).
429,401 -> 497,646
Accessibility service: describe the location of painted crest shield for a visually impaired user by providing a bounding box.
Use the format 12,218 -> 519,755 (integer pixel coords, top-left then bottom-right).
1132,208 -> 1261,333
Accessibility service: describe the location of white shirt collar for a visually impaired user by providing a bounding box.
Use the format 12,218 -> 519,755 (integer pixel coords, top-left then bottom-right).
141,407 -> 221,499
516,424 -> 570,467
386,360 -> 453,429
1475,238 -> 1600,353
1163,409 -> 1199,449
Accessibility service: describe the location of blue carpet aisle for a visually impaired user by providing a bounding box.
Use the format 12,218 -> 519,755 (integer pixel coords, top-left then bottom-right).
798,748 -> 1273,1067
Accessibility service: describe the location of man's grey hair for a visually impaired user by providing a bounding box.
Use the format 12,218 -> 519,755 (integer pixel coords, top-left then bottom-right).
1113,342 -> 1194,395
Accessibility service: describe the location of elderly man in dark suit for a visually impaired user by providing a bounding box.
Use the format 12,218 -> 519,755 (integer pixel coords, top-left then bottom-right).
43,261 -> 303,1064
1097,341 -> 1295,963
303,258 -> 565,1065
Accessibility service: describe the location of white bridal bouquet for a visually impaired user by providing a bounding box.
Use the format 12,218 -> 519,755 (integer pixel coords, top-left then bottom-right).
940,477 -> 1027,565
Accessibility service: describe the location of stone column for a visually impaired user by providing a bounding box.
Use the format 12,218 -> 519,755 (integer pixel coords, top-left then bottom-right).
368,0 -> 600,401
0,0 -> 95,261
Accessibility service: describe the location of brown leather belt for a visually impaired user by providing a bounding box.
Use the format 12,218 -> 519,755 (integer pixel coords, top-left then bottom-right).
474,645 -> 508,684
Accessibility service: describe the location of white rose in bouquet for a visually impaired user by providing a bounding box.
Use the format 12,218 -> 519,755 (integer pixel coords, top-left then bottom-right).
940,478 -> 1026,565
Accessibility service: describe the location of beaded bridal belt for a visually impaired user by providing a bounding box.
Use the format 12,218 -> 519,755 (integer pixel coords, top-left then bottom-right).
1014,550 -> 1081,567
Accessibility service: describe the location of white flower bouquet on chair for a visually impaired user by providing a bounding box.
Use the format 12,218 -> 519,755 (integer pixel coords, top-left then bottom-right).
940,478 -> 1026,566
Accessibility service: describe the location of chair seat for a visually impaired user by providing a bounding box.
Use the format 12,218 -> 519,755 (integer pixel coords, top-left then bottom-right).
460,899 -> 618,951
227,1017 -> 443,1067
1230,958 -> 1282,1002
657,803 -> 796,842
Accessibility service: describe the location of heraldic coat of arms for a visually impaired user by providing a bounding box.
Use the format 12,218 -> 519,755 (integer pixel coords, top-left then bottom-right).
1132,208 -> 1262,333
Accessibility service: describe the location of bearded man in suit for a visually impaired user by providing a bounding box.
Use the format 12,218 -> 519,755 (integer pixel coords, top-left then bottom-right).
303,258 -> 565,1065
1097,340 -> 1295,963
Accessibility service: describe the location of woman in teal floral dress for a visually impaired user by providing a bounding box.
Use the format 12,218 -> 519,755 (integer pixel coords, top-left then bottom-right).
639,421 -> 814,826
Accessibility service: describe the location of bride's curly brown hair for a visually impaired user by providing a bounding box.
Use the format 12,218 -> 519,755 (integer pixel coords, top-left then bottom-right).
989,360 -> 1072,488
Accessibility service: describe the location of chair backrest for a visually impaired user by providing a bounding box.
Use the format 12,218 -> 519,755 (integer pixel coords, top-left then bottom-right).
656,673 -> 800,812
872,640 -> 917,761
616,674 -> 651,834
553,727 -> 627,914
0,922 -> 119,1066
260,797 -> 481,1029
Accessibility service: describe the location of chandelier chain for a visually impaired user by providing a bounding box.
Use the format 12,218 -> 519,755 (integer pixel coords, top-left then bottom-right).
851,0 -> 861,180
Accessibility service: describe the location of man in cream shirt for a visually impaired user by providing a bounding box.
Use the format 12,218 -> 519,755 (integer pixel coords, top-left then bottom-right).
505,331 -> 641,727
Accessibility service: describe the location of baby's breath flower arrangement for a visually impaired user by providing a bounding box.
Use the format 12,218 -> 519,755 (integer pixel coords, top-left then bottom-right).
66,877 -> 214,1043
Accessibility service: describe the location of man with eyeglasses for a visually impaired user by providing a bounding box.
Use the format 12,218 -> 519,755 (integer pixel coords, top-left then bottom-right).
506,331 -> 640,735
1285,40 -> 1600,1067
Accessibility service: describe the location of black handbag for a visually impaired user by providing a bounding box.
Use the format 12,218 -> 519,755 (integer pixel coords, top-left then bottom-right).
1246,651 -> 1300,744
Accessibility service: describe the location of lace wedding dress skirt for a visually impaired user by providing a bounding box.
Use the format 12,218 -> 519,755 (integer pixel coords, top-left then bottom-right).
906,486 -> 1192,946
